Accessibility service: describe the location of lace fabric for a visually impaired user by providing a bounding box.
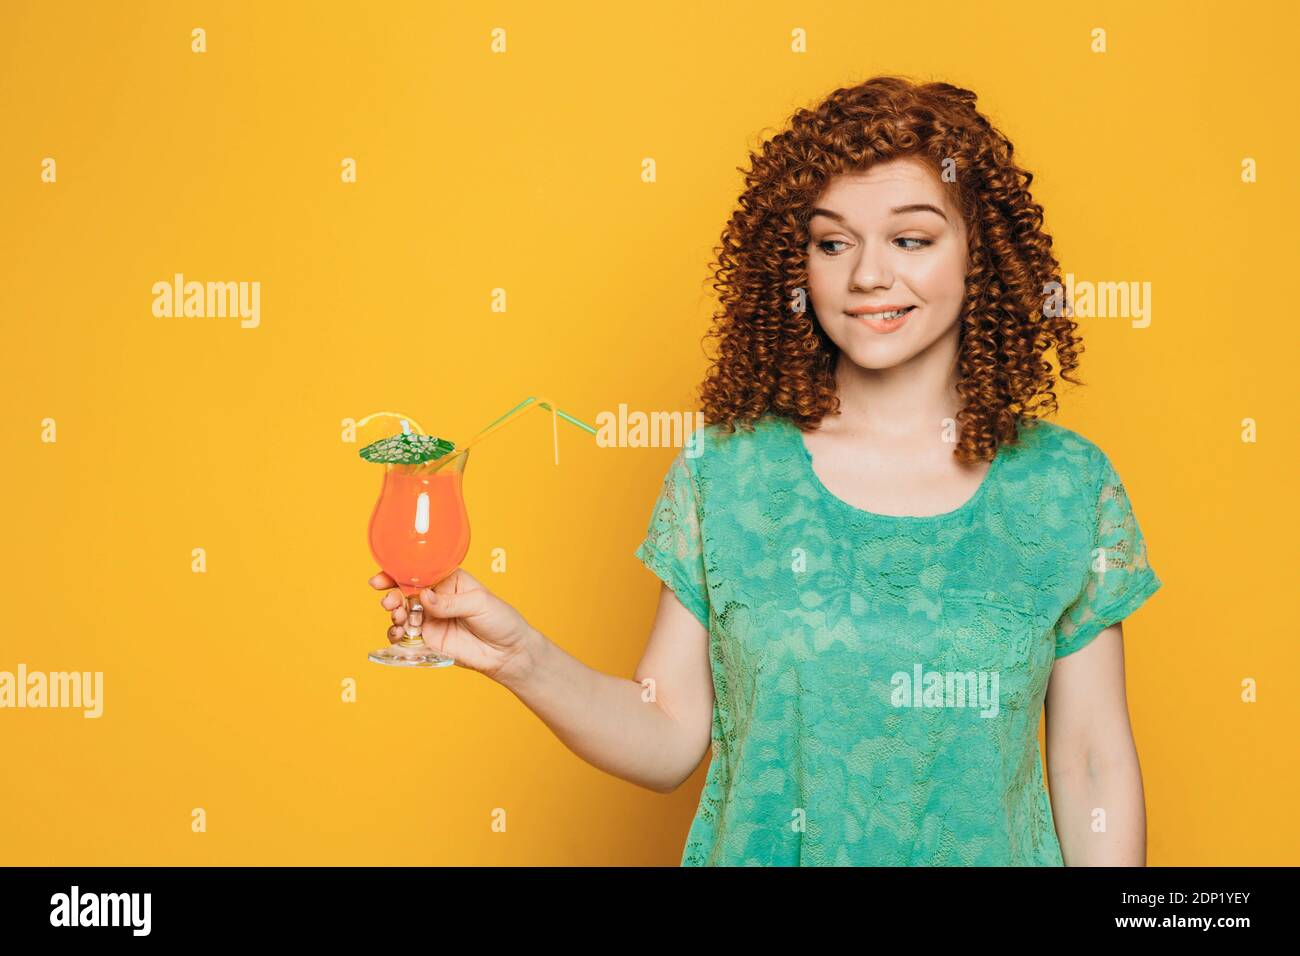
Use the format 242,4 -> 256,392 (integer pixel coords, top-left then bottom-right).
633,412 -> 1162,866
1052,460 -> 1162,658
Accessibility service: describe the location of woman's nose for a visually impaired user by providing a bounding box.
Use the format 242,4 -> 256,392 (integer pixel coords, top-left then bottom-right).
850,243 -> 893,290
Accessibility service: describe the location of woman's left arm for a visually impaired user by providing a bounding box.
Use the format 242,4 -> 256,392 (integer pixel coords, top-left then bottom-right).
1044,622 -> 1147,866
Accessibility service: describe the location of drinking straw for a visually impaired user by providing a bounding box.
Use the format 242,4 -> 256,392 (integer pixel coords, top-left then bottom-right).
356,398 -> 595,473
433,396 -> 596,469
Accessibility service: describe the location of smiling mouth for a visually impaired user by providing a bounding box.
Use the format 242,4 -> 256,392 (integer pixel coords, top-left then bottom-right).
849,306 -> 916,320
850,305 -> 915,324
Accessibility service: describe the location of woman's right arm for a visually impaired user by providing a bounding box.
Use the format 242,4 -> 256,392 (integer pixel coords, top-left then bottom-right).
496,581 -> 715,795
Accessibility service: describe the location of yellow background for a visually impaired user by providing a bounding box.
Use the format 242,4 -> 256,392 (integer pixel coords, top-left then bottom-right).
2,0 -> 1296,865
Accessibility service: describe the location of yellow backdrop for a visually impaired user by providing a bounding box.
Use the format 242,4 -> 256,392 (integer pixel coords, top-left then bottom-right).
2,0 -> 1296,865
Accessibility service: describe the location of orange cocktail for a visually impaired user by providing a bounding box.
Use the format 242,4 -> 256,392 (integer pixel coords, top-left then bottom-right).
368,464 -> 470,597
364,443 -> 470,668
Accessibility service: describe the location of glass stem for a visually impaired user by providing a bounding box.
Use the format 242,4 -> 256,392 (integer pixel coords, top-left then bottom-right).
399,594 -> 425,647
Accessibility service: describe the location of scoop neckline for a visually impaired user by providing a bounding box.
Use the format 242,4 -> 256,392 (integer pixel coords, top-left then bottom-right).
775,414 -> 1007,524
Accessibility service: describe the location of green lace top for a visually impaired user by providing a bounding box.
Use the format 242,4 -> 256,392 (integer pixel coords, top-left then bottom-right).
633,412 -> 1162,866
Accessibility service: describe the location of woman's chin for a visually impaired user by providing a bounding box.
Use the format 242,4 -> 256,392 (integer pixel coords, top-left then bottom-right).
837,340 -> 919,371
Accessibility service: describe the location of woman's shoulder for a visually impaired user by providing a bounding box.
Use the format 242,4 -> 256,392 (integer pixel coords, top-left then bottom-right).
677,412 -> 789,461
1009,416 -> 1113,485
662,413 -> 796,498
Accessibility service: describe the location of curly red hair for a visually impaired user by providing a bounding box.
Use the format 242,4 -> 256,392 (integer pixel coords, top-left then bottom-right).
696,75 -> 1084,464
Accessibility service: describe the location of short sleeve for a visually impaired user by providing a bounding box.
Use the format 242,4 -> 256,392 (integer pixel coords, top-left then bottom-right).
1053,451 -> 1163,658
633,448 -> 710,629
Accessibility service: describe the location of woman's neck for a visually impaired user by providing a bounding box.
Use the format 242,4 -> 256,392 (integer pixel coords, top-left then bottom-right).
827,344 -> 963,442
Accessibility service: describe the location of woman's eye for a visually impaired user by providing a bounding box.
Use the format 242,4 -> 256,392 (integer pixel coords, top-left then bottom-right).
816,237 -> 931,255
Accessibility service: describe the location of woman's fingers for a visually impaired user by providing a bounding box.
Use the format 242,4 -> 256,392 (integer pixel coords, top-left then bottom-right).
374,571 -> 407,644
379,589 -> 406,626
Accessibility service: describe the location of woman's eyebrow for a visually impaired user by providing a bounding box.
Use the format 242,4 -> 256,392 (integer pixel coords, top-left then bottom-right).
810,204 -> 949,225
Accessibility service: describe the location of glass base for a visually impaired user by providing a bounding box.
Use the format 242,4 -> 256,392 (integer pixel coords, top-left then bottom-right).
368,644 -> 455,668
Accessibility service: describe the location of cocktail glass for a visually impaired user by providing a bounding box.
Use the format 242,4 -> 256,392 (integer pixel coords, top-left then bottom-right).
366,449 -> 470,667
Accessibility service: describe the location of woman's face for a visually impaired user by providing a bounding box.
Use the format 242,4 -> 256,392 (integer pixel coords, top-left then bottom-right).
805,157 -> 970,371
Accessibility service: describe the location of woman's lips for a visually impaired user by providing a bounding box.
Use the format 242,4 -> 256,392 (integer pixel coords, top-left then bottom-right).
850,305 -> 915,333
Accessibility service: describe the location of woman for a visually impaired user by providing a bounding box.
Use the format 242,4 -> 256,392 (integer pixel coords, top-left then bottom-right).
369,75 -> 1162,866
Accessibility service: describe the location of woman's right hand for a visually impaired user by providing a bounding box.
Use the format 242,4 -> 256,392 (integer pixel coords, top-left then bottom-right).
370,567 -> 537,684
